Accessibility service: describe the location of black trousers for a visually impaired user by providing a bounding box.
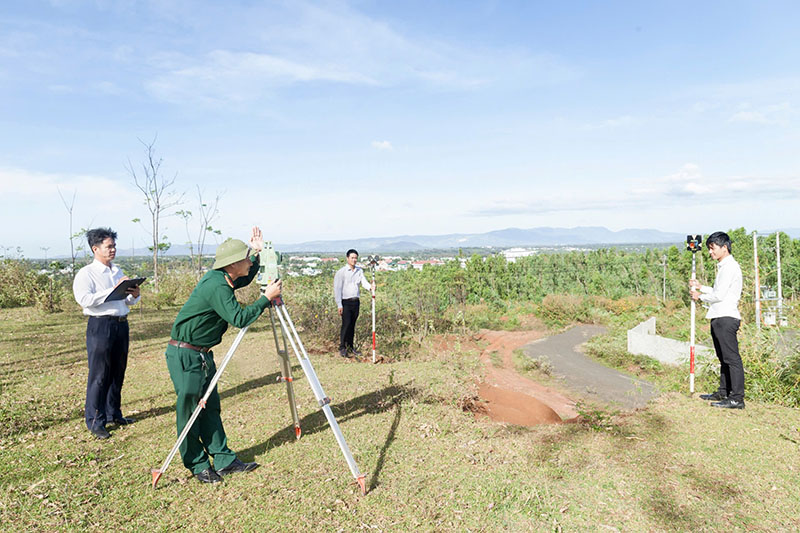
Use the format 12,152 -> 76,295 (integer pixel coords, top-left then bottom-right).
85,316 -> 129,430
710,317 -> 744,401
340,298 -> 360,350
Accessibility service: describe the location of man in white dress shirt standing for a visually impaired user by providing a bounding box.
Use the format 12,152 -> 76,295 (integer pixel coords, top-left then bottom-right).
333,249 -> 375,358
690,231 -> 745,409
73,228 -> 141,438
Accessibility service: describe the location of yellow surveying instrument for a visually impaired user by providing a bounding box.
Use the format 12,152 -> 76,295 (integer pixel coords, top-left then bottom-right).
151,241 -> 367,494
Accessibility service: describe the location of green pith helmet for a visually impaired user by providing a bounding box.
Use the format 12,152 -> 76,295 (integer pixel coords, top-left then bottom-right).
213,238 -> 250,270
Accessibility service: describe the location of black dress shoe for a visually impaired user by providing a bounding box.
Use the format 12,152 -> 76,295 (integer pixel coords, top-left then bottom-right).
89,427 -> 111,439
112,416 -> 136,425
339,348 -> 350,358
711,398 -> 745,409
699,391 -> 728,401
348,347 -> 362,357
217,458 -> 260,477
194,468 -> 223,484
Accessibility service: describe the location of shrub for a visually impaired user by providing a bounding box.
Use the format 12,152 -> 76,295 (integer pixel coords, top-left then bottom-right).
0,259 -> 42,308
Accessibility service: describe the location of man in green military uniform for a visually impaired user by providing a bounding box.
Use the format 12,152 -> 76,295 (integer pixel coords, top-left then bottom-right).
165,226 -> 282,483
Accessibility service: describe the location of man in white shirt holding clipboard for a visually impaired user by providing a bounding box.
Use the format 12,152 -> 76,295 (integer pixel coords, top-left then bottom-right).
73,228 -> 142,439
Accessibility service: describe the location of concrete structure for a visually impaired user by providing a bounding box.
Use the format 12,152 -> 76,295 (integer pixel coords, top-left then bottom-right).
627,317 -> 712,366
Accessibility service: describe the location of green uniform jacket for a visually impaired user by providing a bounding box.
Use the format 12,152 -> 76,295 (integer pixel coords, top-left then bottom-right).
170,256 -> 269,347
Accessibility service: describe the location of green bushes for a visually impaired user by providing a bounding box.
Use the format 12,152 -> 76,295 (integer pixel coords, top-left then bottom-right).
738,326 -> 800,407
0,259 -> 45,308
0,260 -> 76,313
141,265 -> 200,309
3,238 -> 798,406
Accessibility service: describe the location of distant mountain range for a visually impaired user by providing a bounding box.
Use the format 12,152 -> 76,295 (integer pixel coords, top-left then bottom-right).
272,226 -> 690,253
54,226 -> 800,257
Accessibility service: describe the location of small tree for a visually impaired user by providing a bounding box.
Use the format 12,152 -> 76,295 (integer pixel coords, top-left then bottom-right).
176,186 -> 223,278
57,188 -> 79,279
126,136 -> 182,291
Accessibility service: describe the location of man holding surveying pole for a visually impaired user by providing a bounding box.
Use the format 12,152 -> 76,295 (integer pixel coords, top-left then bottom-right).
164,227 -> 281,483
689,231 -> 745,409
333,249 -> 376,358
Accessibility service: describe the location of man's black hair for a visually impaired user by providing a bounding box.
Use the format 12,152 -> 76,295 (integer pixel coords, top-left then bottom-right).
706,231 -> 731,253
346,249 -> 358,258
86,227 -> 118,249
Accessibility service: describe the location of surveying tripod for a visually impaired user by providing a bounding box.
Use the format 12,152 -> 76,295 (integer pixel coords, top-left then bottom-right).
151,243 -> 367,494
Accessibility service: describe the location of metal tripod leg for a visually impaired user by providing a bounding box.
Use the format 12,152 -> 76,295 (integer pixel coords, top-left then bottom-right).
268,307 -> 302,439
272,301 -> 367,494
151,326 -> 249,489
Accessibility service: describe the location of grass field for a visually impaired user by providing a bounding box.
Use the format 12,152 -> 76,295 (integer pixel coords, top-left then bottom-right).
1,306 -> 799,532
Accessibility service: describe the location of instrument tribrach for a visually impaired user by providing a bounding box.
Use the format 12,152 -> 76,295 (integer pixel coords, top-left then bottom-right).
151,242 -> 367,493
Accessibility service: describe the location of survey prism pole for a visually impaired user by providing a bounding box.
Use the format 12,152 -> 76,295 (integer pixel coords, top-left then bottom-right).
371,283 -> 376,363
272,301 -> 367,494
690,257 -> 697,393
367,255 -> 379,363
151,326 -> 249,489
753,232 -> 762,330
686,235 -> 702,394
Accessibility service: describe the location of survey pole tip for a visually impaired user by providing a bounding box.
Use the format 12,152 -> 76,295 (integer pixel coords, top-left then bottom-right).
151,469 -> 163,489
295,425 -> 302,439
356,475 -> 367,495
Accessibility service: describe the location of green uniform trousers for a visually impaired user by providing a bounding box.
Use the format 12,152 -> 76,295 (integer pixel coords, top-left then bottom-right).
165,344 -> 237,474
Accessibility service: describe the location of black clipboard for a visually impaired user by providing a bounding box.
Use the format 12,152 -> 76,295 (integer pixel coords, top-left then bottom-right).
104,277 -> 146,302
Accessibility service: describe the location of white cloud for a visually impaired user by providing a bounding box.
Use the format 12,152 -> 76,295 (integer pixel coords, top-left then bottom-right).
143,2 -> 577,106
728,102 -> 792,125
470,164 -> 800,217
146,49 -> 378,105
0,167 -> 136,214
581,115 -> 638,130
371,140 -> 392,150
729,110 -> 769,123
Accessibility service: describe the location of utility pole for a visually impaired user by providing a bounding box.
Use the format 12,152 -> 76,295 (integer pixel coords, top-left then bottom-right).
661,254 -> 667,302
776,231 -> 786,326
753,232 -> 761,330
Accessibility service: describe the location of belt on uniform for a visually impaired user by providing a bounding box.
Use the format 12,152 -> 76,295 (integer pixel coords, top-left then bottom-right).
91,315 -> 127,322
168,339 -> 210,353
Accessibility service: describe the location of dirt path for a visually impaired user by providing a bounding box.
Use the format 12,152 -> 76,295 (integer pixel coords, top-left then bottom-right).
476,329 -> 578,425
522,325 -> 656,410
475,324 -> 657,426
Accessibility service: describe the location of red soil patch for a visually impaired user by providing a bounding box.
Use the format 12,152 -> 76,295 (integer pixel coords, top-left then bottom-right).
475,329 -> 578,426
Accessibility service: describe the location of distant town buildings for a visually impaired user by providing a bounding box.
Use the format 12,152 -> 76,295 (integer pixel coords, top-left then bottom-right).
501,247 -> 538,262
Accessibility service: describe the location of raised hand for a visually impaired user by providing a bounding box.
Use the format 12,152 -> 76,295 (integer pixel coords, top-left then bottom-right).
249,226 -> 264,254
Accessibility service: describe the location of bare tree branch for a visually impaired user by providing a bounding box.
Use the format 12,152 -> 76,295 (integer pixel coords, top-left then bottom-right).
125,135 -> 184,290
57,187 -> 78,280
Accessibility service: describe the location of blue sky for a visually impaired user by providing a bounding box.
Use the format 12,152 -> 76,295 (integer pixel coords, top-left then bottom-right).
1,0 -> 799,257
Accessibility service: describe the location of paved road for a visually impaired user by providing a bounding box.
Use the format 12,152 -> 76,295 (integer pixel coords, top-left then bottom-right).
522,325 -> 656,410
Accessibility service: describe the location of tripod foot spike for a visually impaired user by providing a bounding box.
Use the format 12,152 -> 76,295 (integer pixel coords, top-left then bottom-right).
295,425 -> 302,439
151,469 -> 163,489
356,475 -> 367,495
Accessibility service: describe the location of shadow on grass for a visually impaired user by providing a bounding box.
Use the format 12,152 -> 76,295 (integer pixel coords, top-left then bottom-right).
368,401 -> 402,493
0,365 -> 290,441
524,399 -> 744,531
236,384 -> 415,468
110,368 -> 290,427
646,467 -> 740,529
601,404 -> 741,531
